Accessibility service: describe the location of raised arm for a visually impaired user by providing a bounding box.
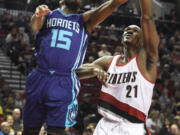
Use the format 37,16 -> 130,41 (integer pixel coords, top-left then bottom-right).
140,0 -> 159,61
31,5 -> 51,32
84,0 -> 128,33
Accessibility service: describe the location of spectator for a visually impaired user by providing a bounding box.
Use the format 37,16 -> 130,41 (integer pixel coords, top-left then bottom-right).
87,44 -> 99,60
158,113 -> 165,129
90,27 -> 101,42
0,121 -> 11,135
174,82 -> 180,102
160,64 -> 171,82
6,115 -> 15,135
170,124 -> 180,135
0,106 -> 3,117
1,12 -> 14,32
16,131 -> 22,135
98,44 -> 111,57
4,97 -> 15,115
15,14 -> 26,28
98,26 -> 108,43
12,108 -> 22,132
87,56 -> 95,63
14,93 -> 23,109
159,118 -> 171,135
17,46 -> 34,75
1,84 -> 12,101
5,26 -> 19,44
0,106 -> 3,125
107,24 -> 118,44
146,110 -> 160,135
18,27 -> 30,45
113,46 -> 124,56
131,3 -> 138,15
175,103 -> 180,116
158,87 -> 170,105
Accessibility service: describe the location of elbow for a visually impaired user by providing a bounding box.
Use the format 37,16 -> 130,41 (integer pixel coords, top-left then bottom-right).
30,23 -> 38,32
31,24 -> 41,32
31,26 -> 37,32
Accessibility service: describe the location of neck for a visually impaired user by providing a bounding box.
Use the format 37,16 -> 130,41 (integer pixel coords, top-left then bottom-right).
61,5 -> 78,14
121,46 -> 137,63
126,49 -> 137,61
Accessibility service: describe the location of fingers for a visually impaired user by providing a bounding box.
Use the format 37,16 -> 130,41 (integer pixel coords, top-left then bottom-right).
36,4 -> 49,11
35,4 -> 51,17
96,69 -> 109,88
41,5 -> 49,9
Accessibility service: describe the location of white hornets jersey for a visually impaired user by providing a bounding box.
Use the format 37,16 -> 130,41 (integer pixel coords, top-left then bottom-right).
98,55 -> 154,123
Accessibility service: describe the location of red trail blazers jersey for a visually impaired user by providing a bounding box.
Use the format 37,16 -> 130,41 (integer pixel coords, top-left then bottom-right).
98,55 -> 154,123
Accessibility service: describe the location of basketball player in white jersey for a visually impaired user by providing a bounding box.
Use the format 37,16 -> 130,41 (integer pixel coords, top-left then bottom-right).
76,0 -> 159,134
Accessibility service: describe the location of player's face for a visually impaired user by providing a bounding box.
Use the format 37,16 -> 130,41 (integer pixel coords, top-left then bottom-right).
64,0 -> 82,11
122,25 -> 142,47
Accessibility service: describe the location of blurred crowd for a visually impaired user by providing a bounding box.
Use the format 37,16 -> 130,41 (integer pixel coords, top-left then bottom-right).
0,78 -> 25,135
0,3 -> 179,135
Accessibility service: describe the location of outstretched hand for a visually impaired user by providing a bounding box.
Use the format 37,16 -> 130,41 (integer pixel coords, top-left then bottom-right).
35,5 -> 51,17
94,68 -> 109,88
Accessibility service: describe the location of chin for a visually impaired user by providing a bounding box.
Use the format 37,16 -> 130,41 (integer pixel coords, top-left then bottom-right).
123,39 -> 131,45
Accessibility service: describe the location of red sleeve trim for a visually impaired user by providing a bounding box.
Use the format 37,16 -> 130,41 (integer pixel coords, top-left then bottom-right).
136,56 -> 155,84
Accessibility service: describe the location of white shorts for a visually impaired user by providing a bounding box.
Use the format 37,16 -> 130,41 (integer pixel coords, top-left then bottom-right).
93,117 -> 151,135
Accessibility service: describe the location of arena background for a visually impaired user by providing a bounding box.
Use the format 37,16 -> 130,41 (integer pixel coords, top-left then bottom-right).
0,0 -> 179,135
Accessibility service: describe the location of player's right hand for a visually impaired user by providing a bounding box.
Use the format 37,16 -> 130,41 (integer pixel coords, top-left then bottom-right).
35,5 -> 51,18
94,68 -> 109,88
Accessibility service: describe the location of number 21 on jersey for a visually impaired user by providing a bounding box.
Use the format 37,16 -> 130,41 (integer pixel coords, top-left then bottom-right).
126,85 -> 138,98
50,29 -> 73,50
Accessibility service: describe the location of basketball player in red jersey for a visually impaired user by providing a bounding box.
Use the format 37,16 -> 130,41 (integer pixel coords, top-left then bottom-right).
76,0 -> 159,134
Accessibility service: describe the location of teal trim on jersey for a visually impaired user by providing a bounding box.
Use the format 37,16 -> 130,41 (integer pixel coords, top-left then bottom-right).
58,8 -> 78,17
49,70 -> 55,75
65,28 -> 85,127
79,34 -> 88,66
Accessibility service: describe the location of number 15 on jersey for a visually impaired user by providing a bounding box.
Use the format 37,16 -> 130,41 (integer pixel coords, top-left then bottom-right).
50,29 -> 73,50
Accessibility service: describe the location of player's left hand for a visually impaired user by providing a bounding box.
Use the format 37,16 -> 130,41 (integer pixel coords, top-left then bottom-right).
94,68 -> 109,88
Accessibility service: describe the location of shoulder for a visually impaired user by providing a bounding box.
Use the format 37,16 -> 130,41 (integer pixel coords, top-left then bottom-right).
51,8 -> 59,13
46,9 -> 60,17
